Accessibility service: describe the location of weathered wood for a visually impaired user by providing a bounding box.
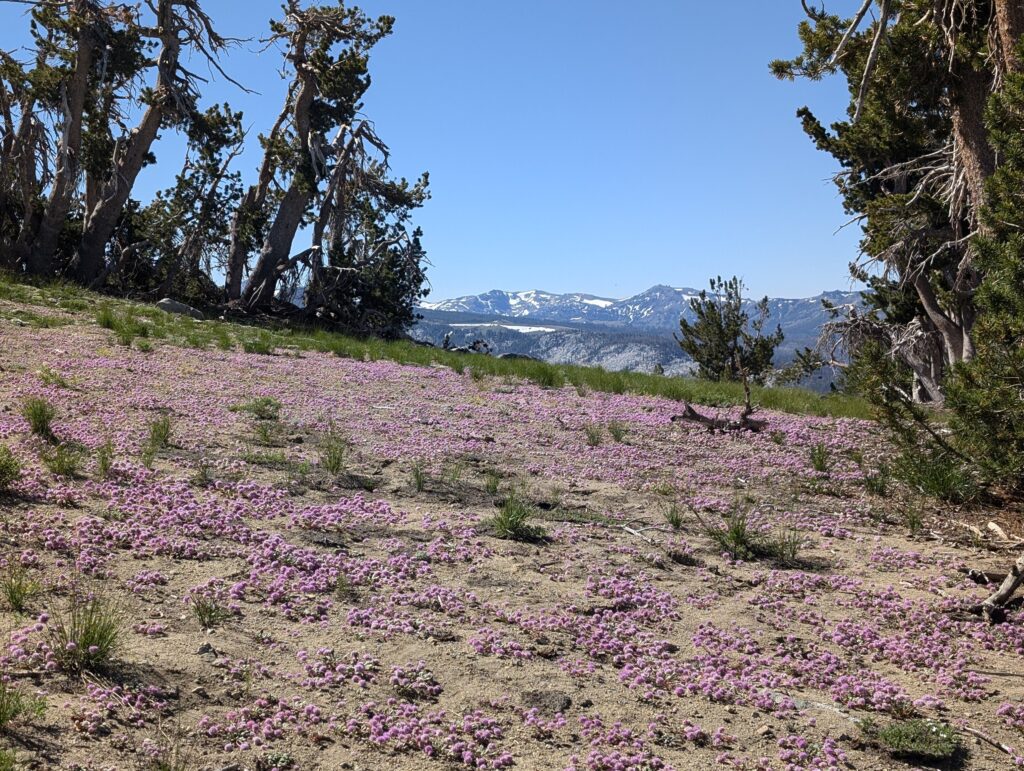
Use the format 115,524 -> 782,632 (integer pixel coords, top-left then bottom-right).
671,403 -> 767,433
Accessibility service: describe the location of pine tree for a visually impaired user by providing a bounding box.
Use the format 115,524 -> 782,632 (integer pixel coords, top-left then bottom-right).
676,277 -> 784,385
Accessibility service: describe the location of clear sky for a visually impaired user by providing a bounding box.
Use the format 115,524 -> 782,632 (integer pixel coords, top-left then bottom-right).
0,1 -> 865,301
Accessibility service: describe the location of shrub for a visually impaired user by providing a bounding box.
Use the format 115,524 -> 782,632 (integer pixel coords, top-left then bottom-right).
862,718 -> 960,761
607,421 -> 627,442
1,566 -> 42,613
43,443 -> 86,478
893,451 -> 978,503
49,594 -> 124,674
584,424 -> 603,447
0,446 -> 21,492
230,396 -> 282,421
809,443 -> 831,473
253,422 -> 279,447
21,397 -> 56,439
488,496 -> 546,542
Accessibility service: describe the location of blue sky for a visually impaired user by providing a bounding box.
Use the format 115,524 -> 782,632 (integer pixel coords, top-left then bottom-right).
0,1 -> 864,301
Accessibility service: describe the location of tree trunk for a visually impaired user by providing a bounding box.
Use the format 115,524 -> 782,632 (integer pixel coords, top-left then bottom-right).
952,63 -> 997,231
75,3 -> 178,283
26,9 -> 97,276
240,182 -> 312,309
994,0 -> 1024,74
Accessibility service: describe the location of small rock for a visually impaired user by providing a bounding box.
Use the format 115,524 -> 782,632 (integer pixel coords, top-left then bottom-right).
196,642 -> 216,656
288,434 -> 304,444
756,724 -> 774,738
157,297 -> 204,320
191,686 -> 209,698
521,690 -> 572,716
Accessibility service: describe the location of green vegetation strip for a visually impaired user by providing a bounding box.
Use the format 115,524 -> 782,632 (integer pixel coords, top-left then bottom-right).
0,275 -> 871,420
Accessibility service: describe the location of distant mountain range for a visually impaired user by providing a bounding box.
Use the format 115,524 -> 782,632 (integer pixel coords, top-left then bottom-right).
411,285 -> 861,378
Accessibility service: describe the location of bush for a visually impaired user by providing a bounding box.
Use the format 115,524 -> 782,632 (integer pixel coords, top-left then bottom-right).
584,424 -> 603,447
0,446 -> 21,491
488,496 -> 546,542
484,469 -> 502,496
862,718 -> 960,761
49,594 -> 124,674
21,397 -> 56,439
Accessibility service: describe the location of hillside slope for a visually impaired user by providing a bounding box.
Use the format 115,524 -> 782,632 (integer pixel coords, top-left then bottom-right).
0,287 -> 1020,770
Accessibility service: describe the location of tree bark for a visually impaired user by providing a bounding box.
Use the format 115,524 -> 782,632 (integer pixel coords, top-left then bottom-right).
25,5 -> 97,276
977,553 -> 1024,623
994,0 -> 1024,74
239,57 -> 316,310
952,63 -> 997,231
75,0 -> 179,283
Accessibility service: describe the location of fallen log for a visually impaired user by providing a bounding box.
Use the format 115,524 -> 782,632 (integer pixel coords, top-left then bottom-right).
671,403 -> 767,433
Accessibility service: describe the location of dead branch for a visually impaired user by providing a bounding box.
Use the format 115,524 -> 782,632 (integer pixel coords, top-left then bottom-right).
671,403 -> 768,433
974,552 -> 1024,623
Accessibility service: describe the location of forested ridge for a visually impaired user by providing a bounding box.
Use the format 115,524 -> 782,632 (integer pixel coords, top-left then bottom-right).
0,0 -> 428,337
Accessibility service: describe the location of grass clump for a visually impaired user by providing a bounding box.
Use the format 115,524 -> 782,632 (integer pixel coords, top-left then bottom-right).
0,679 -> 46,730
607,421 -> 628,442
410,462 -> 427,492
21,397 -> 56,440
861,718 -> 960,762
42,442 -> 86,478
809,443 -> 831,473
488,496 -> 547,542
484,469 -> 502,496
584,424 -> 603,447
38,366 -> 69,388
49,594 -> 124,674
95,440 -> 114,479
700,509 -> 804,566
0,446 -> 21,492
319,427 -> 348,475
147,414 -> 172,449
894,452 -> 979,503
230,396 -> 282,421
0,566 -> 42,614
663,503 -> 684,531
188,596 -> 233,629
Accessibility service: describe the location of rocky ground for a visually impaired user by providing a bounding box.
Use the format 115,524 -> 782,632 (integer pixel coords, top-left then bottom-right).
0,292 -> 1023,770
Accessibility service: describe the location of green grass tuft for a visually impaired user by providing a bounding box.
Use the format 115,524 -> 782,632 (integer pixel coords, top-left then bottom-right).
21,397 -> 56,440
488,496 -> 547,542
